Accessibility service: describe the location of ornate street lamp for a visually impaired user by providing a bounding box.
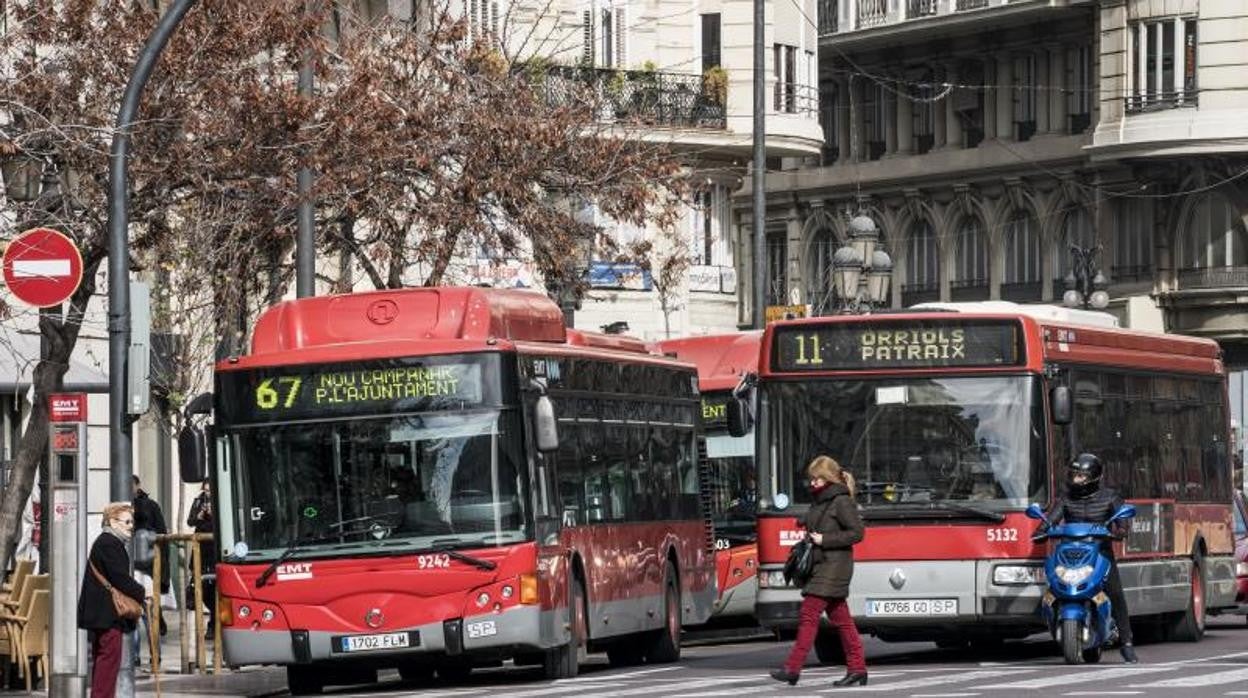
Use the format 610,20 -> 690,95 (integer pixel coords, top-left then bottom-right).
831,213 -> 892,314
1061,244 -> 1110,310
1,151 -> 44,203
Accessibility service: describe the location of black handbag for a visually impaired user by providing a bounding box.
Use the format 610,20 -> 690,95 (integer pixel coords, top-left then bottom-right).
783,536 -> 816,586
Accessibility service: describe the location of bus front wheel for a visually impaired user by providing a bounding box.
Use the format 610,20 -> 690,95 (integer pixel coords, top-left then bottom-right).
1168,558 -> 1206,642
544,578 -> 586,679
644,562 -> 682,663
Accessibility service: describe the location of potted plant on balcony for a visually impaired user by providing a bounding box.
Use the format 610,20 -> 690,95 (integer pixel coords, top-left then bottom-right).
606,69 -> 629,119
630,60 -> 661,124
702,66 -> 728,106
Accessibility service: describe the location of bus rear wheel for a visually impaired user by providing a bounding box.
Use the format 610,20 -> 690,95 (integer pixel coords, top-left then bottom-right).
1168,558 -> 1206,642
286,666 -> 325,696
544,577 -> 586,679
643,562 -> 681,664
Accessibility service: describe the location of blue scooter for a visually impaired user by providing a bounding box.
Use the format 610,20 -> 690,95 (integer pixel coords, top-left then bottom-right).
1025,502 -> 1136,664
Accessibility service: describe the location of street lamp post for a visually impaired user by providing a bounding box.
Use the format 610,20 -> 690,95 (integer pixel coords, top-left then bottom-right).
1062,244 -> 1110,310
831,214 -> 893,314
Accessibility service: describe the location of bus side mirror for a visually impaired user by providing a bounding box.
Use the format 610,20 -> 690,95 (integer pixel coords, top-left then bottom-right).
726,398 -> 751,438
1050,385 -> 1072,425
535,395 -> 560,453
178,426 -> 208,483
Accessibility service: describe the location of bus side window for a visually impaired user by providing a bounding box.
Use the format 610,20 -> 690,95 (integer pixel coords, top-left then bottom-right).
556,426 -> 583,527
649,427 -> 677,520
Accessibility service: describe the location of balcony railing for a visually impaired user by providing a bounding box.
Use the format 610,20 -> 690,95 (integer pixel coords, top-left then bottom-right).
956,0 -> 990,9
902,282 -> 939,307
1177,266 -> 1248,290
818,0 -> 839,33
950,279 -> 989,302
1111,265 -> 1151,283
774,83 -> 819,117
539,66 -> 726,130
906,0 -> 937,18
1125,91 -> 1199,114
856,0 -> 887,29
1000,281 -> 1042,302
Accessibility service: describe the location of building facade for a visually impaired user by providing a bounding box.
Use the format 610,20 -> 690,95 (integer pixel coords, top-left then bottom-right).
749,0 -> 1248,361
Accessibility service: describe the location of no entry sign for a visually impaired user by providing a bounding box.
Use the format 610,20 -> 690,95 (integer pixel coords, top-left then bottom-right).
2,227 -> 83,308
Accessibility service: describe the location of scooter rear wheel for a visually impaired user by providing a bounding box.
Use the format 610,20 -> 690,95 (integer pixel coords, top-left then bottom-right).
1081,645 -> 1102,664
1060,618 -> 1083,664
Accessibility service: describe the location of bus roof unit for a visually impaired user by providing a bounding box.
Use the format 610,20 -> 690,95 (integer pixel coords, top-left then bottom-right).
911,301 -> 1120,329
249,287 -> 567,356
655,332 -> 763,392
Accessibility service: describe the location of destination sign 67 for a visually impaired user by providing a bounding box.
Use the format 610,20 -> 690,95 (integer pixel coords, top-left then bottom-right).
771,320 -> 1023,372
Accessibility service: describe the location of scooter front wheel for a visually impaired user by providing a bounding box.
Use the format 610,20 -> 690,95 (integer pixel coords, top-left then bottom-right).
1061,618 -> 1084,664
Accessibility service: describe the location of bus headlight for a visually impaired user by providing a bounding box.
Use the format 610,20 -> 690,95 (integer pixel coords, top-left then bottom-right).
1054,565 -> 1093,585
758,570 -> 788,588
992,565 -> 1045,585
1236,562 -> 1248,577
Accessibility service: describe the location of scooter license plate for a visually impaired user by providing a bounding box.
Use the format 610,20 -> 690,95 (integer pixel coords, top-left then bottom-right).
866,598 -> 959,616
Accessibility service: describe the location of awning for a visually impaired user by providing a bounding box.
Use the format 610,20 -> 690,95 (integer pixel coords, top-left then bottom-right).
0,330 -> 110,394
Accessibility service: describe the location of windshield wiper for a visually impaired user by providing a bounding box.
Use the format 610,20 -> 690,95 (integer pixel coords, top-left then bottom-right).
861,500 -> 1005,523
425,539 -> 498,571
255,516 -> 392,587
925,500 -> 1006,523
255,535 -> 307,588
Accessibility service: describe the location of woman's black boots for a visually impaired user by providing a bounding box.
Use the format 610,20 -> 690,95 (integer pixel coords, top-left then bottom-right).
769,669 -> 800,685
832,672 -> 869,687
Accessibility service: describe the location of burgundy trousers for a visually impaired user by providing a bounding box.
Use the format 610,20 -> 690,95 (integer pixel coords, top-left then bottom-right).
90,627 -> 123,698
783,594 -> 867,674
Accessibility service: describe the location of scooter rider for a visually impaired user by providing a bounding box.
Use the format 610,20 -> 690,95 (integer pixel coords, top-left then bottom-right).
1042,453 -> 1139,664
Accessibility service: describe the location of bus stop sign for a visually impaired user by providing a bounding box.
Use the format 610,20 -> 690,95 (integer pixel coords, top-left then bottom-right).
2,227 -> 83,308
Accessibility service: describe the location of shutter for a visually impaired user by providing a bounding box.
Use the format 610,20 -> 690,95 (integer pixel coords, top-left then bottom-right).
615,4 -> 627,68
490,0 -> 500,40
582,10 -> 594,66
469,0 -> 480,39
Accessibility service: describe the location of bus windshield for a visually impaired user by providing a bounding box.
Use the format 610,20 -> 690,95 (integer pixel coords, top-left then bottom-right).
766,375 -> 1047,511
704,432 -> 756,542
224,409 -> 529,558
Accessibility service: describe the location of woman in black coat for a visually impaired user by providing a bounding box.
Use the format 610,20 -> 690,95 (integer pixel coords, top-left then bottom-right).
771,455 -> 867,687
79,502 -> 146,698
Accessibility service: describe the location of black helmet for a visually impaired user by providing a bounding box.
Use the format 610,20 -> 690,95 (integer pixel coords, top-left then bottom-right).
1067,452 -> 1103,498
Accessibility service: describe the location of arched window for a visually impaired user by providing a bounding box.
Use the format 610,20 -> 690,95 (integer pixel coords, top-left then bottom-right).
765,231 -> 788,306
1053,208 -> 1095,289
903,220 -> 939,305
806,228 -> 837,316
1112,199 -> 1153,282
952,217 -> 988,300
1003,211 -> 1042,300
1178,193 -> 1248,288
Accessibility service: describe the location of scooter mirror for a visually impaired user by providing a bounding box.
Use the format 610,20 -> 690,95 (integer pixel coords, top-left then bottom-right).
1108,504 -> 1137,523
1024,503 -> 1046,520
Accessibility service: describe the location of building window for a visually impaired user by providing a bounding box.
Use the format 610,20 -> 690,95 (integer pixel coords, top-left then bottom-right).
806,229 -> 837,315
863,83 -> 886,161
819,80 -> 839,164
1180,193 -> 1248,272
1129,18 -> 1197,112
1112,200 -> 1153,282
1053,208 -> 1095,289
766,232 -> 788,306
690,185 -> 733,268
903,220 -> 939,305
1012,54 -> 1037,141
1066,44 -> 1093,133
701,13 -> 721,72
1004,212 -> 1041,283
952,217 -> 988,299
774,44 -> 798,113
913,72 -> 937,154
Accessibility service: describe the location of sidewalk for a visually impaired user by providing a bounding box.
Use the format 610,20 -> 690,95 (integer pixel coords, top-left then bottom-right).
131,609 -> 289,697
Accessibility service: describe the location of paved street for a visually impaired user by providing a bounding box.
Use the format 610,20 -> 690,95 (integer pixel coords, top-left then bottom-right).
132,615 -> 1248,697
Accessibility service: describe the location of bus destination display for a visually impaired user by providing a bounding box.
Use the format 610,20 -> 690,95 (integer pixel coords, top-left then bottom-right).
701,392 -> 731,431
219,359 -> 487,424
772,321 -> 1022,371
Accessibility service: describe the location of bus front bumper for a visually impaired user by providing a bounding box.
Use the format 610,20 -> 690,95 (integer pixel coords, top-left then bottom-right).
755,560 -> 1046,641
222,604 -> 548,666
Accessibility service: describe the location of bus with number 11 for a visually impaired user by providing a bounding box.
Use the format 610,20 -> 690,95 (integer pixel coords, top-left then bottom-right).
179,287 -> 715,694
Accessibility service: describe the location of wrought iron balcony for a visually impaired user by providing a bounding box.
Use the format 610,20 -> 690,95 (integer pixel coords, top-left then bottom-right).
818,0 -> 839,33
857,0 -> 888,29
1125,91 -> 1199,114
956,0 -> 989,9
538,65 -> 726,130
773,83 -> 819,117
907,0 -> 938,18
822,0 -> 1034,36
1178,266 -> 1248,290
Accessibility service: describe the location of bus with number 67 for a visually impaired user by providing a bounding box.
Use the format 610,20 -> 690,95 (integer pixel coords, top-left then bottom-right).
179,287 -> 715,694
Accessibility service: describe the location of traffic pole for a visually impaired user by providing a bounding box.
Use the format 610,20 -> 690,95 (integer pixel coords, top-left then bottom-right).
751,0 -> 766,329
107,1 -> 198,694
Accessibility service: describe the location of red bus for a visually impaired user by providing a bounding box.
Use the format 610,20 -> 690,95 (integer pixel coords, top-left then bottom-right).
656,332 -> 763,621
737,304 -> 1236,657
183,288 -> 715,694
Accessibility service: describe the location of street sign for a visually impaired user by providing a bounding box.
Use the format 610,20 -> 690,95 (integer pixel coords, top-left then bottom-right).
2,227 -> 83,308
765,304 -> 807,323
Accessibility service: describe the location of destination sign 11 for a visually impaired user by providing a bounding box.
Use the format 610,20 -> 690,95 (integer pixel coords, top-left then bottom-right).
771,320 -> 1023,371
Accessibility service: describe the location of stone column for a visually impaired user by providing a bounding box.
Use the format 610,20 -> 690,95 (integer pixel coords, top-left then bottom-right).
934,88 -> 948,149
984,60 -> 998,140
896,85 -> 914,155
1049,46 -> 1066,134
995,53 -> 1013,140
884,89 -> 898,156
849,77 -> 863,162
786,205 -> 805,305
944,64 -> 963,149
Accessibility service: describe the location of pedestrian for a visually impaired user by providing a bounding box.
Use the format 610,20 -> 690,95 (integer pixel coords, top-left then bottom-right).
186,481 -> 216,636
770,455 -> 867,687
78,502 -> 146,698
131,474 -> 169,664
